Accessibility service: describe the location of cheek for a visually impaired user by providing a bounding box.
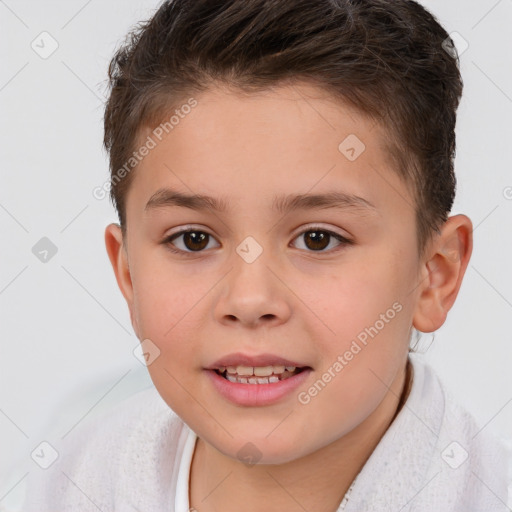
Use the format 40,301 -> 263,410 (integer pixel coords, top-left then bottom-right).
131,254 -> 203,338
297,360 -> 392,447
312,263 -> 403,338
130,272 -> 207,407
307,262 -> 411,392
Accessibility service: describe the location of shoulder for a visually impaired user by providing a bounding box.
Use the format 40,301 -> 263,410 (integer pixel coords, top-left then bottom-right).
409,353 -> 508,454
23,386 -> 186,511
408,353 -> 511,508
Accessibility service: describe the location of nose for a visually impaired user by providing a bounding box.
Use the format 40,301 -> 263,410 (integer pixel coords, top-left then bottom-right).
213,248 -> 292,329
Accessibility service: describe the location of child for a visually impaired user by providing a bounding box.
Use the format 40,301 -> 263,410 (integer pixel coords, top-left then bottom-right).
23,0 -> 511,510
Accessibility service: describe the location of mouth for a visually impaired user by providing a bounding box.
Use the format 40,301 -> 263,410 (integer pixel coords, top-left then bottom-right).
214,365 -> 307,384
205,353 -> 312,405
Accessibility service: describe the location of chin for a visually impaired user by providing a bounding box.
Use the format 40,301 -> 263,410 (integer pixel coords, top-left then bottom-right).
206,432 -> 315,467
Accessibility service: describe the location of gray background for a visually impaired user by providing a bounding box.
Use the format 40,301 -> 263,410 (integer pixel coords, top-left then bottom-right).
1,0 -> 511,509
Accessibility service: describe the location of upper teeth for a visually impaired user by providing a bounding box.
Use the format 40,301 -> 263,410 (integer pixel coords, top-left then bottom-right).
221,365 -> 296,376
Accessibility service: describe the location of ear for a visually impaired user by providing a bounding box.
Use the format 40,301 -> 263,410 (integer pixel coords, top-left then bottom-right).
412,214 -> 473,333
104,223 -> 139,338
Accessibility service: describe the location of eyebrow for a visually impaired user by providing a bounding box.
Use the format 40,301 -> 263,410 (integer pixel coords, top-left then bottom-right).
144,187 -> 378,215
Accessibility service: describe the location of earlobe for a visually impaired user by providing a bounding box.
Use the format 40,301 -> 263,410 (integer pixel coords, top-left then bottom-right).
412,214 -> 473,333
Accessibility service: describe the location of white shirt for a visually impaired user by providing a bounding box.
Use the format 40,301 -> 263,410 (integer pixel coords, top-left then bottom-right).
22,353 -> 512,511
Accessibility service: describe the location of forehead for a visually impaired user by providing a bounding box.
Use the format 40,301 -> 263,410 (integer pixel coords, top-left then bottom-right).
127,83 -> 413,222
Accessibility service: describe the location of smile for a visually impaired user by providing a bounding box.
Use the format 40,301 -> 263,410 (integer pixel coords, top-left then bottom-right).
215,365 -> 304,384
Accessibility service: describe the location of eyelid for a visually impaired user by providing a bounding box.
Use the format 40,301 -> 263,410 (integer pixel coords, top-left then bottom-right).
292,222 -> 351,240
164,225 -> 219,252
164,224 -> 215,240
164,222 -> 349,238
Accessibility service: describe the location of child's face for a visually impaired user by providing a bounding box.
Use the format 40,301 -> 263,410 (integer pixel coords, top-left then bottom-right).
109,83 -> 429,463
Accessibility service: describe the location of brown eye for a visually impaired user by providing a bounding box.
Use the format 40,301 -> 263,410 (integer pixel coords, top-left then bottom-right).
304,230 -> 330,250
182,231 -> 208,251
165,230 -> 219,253
292,227 -> 352,253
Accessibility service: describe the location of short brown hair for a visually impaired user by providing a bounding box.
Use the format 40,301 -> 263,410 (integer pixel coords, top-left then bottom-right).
103,0 -> 463,259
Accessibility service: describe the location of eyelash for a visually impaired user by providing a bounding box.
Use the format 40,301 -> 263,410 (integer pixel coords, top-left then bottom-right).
162,225 -> 354,256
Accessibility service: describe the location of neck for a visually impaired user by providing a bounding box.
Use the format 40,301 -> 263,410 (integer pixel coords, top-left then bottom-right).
190,358 -> 413,512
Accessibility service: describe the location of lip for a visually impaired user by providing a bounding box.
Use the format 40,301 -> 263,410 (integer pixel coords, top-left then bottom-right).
206,352 -> 308,369
205,367 -> 313,407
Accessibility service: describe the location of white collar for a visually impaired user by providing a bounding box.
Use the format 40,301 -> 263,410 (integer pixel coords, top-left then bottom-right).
174,424 -> 198,511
